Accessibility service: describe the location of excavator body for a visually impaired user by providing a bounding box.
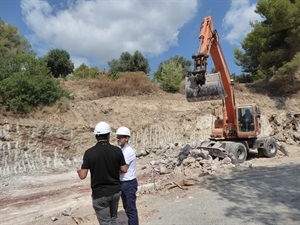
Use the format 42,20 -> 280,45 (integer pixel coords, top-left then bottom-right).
183,16 -> 280,163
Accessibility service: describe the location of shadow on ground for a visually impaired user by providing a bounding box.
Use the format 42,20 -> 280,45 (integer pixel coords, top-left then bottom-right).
199,163 -> 300,225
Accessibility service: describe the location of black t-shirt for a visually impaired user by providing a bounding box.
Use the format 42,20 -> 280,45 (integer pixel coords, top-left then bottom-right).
82,142 -> 126,198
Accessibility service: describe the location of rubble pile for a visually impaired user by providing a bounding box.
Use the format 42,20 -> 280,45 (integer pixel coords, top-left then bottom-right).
136,143 -> 253,193
270,111 -> 300,145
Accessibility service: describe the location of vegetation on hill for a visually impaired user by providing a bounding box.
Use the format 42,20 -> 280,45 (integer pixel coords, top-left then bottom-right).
0,0 -> 299,113
44,49 -> 74,78
60,72 -> 161,103
108,51 -> 151,75
0,20 -> 69,113
234,0 -> 300,94
73,63 -> 100,80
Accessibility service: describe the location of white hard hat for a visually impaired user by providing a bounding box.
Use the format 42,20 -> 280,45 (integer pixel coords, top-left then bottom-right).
94,121 -> 111,135
116,126 -> 131,137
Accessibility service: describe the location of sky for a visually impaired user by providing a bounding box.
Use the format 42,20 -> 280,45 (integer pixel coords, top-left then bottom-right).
0,0 -> 261,76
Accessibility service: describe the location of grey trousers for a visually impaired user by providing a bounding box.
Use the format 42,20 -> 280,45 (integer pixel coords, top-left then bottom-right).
92,191 -> 122,225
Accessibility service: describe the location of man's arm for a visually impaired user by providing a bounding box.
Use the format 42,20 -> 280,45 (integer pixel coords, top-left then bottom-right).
120,164 -> 128,174
77,168 -> 88,179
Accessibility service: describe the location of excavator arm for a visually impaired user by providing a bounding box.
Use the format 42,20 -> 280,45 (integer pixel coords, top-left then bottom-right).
186,16 -> 236,126
185,16 -> 240,139
191,16 -> 216,86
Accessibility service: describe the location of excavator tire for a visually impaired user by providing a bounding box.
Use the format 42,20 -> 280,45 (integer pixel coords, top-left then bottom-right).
262,137 -> 278,158
230,142 -> 248,163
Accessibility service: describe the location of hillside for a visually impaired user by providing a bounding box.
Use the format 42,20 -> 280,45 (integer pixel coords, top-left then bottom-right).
0,79 -> 299,225
0,81 -> 300,174
0,80 -> 299,175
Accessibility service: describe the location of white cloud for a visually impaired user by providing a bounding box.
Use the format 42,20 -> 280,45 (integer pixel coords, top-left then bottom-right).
21,0 -> 197,68
223,0 -> 262,46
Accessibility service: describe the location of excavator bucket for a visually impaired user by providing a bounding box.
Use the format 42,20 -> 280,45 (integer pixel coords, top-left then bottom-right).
185,73 -> 227,102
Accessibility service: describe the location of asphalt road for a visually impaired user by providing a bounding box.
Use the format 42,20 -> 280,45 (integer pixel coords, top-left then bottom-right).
143,162 -> 300,225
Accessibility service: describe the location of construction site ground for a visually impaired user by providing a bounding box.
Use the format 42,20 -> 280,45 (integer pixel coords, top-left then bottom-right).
0,145 -> 299,225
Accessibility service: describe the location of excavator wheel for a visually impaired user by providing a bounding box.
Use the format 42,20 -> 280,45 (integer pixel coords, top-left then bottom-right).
262,137 -> 278,158
230,142 -> 248,163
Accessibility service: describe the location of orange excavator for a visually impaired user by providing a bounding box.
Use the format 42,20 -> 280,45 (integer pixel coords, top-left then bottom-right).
185,16 -> 279,163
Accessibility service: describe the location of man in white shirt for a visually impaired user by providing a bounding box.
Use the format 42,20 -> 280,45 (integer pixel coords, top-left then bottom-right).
116,126 -> 139,225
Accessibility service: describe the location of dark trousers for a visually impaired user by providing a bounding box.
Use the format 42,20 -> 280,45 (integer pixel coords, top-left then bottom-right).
92,191 -> 121,225
121,178 -> 139,225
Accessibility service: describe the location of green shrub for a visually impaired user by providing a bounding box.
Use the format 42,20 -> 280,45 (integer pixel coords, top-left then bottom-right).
0,72 -> 69,113
160,61 -> 183,93
107,71 -> 120,80
73,64 -> 99,79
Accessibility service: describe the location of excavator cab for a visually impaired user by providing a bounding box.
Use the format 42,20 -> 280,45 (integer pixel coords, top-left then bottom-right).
238,107 -> 254,132
237,104 -> 261,138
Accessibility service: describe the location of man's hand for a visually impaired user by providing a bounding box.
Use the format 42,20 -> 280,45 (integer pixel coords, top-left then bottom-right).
77,168 -> 88,180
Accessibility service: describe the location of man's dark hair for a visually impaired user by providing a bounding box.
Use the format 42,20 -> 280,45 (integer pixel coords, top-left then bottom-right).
95,133 -> 110,141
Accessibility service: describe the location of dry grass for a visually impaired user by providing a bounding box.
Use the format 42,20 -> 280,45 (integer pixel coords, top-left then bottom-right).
233,82 -> 247,92
246,77 -> 300,97
61,72 -> 162,101
95,72 -> 161,97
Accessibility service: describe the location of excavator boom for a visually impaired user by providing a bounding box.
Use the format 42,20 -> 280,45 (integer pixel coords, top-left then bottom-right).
185,16 -> 236,125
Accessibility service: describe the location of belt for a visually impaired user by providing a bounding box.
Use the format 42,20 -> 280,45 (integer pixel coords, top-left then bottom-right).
120,178 -> 136,183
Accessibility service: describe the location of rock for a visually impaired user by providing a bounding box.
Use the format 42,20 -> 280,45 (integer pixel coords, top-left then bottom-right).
184,167 -> 197,177
221,157 -> 232,165
62,208 -> 73,216
150,160 -> 157,166
292,131 -> 300,142
159,165 -> 171,174
211,163 -> 219,172
178,144 -> 192,157
182,157 -> 196,165
198,168 -> 210,177
137,149 -> 148,157
51,217 -> 58,221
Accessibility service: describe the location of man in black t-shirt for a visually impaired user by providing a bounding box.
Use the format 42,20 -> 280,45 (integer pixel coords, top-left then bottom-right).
77,121 -> 128,225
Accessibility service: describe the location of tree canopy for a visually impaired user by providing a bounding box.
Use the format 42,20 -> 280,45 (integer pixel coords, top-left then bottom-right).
234,0 -> 300,82
45,49 -> 74,78
73,63 -> 99,79
0,19 -> 35,80
0,19 -> 34,57
159,60 -> 183,93
153,55 -> 192,83
108,51 -> 150,74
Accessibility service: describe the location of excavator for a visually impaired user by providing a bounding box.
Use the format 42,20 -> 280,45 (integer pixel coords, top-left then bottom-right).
185,16 -> 278,163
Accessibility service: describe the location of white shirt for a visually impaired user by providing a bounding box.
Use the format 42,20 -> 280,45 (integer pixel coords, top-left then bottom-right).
120,144 -> 137,181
